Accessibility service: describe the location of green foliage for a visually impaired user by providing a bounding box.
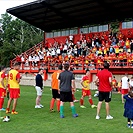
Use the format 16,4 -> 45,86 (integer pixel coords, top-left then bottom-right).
0,13 -> 44,66
0,86 -> 132,133
109,21 -> 120,34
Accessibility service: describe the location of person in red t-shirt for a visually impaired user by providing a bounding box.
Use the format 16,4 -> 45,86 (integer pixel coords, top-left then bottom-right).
94,61 -> 113,120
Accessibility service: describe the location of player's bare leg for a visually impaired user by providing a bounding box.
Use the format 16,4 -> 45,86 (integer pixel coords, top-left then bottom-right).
105,102 -> 113,119
56,98 -> 60,112
96,101 -> 102,119
88,95 -> 97,108
11,99 -> 18,114
35,95 -> 42,109
36,95 -> 41,105
105,102 -> 110,116
121,94 -> 124,103
6,98 -> 13,113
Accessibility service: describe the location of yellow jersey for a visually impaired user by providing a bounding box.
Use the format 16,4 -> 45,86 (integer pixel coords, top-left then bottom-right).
81,75 -> 90,90
8,69 -> 20,89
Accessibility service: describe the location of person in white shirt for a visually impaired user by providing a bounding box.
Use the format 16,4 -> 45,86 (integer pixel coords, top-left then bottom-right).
63,44 -> 68,55
51,48 -> 56,58
21,55 -> 25,62
47,50 -> 51,56
69,34 -> 73,42
34,54 -> 40,66
67,48 -> 72,58
21,54 -> 25,69
121,73 -> 130,103
38,51 -> 44,61
56,47 -> 61,55
129,77 -> 133,88
32,54 -> 36,67
28,54 -> 33,67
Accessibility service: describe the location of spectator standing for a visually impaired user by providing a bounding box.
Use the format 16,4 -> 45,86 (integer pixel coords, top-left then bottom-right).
63,44 -> 68,56
58,63 -> 78,118
57,46 -> 61,56
34,54 -> 40,66
35,69 -> 44,108
69,34 -> 74,42
38,51 -> 44,61
121,73 -> 130,103
28,54 -> 33,67
95,62 -> 113,120
130,39 -> 133,53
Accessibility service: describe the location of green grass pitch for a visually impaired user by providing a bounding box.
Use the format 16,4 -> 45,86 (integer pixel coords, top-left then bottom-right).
0,85 -> 132,133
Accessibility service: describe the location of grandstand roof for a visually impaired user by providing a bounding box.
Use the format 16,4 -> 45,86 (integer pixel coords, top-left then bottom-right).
7,0 -> 133,32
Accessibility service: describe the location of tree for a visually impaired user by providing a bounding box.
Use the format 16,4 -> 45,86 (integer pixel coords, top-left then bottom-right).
0,13 -> 44,66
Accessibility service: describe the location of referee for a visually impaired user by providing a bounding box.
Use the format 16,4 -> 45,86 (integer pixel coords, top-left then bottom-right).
58,63 -> 78,118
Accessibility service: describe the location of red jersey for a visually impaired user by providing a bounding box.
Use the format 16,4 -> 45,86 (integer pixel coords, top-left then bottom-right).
123,52 -> 127,59
112,79 -> 117,85
97,69 -> 112,92
118,53 -> 123,60
16,56 -> 21,62
0,72 -> 6,89
92,47 -> 97,53
121,40 -> 125,47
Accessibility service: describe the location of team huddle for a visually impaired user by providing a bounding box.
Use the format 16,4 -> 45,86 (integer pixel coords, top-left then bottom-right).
1,61 -> 133,127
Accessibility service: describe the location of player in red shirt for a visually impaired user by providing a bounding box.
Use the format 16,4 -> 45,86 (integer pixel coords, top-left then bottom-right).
0,66 -> 7,111
94,61 -> 113,120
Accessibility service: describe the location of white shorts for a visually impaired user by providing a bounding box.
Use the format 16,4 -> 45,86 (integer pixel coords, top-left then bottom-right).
35,86 -> 42,96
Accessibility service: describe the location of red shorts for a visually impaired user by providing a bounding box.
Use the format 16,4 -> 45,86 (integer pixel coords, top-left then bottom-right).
0,88 -> 6,98
9,89 -> 20,99
82,89 -> 91,97
121,89 -> 129,95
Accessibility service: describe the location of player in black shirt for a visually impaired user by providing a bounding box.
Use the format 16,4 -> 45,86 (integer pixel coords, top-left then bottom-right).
35,69 -> 44,108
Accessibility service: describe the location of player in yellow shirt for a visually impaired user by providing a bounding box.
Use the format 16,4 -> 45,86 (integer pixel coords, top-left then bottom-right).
6,62 -> 21,114
0,66 -> 7,111
80,69 -> 97,108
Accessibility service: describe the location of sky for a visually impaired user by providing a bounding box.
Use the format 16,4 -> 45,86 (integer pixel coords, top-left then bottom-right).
0,0 -> 35,18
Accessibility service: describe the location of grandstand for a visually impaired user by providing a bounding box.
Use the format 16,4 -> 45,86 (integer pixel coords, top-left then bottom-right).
7,0 -> 133,85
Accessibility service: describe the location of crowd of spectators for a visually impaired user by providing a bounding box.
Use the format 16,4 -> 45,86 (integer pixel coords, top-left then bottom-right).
14,29 -> 133,70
